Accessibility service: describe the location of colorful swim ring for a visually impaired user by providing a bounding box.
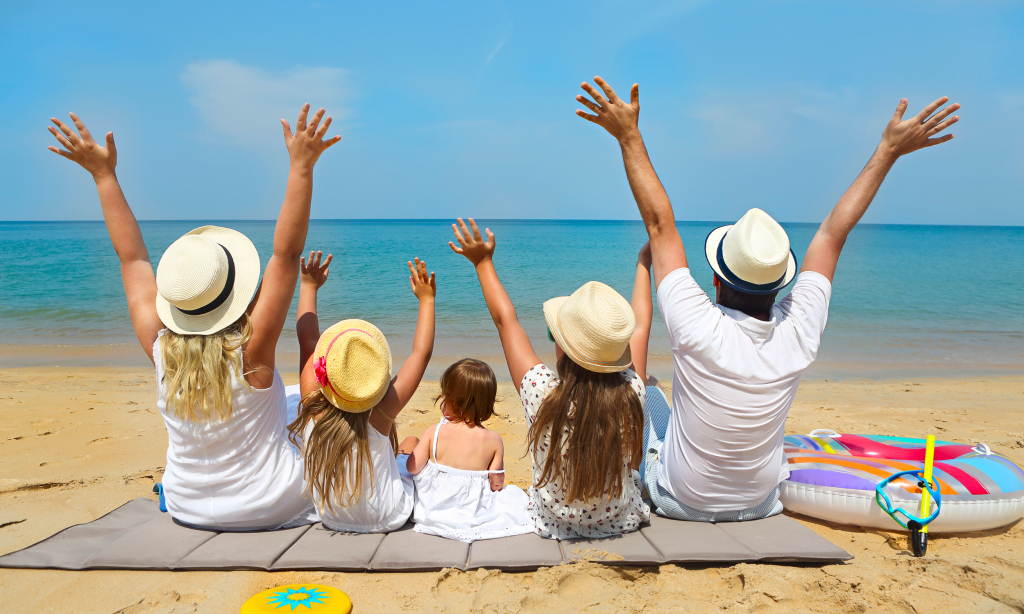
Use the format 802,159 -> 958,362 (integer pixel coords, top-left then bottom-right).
780,430 -> 1024,533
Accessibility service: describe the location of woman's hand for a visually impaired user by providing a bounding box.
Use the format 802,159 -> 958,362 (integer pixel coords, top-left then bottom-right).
281,103 -> 342,170
300,250 -> 332,290
879,97 -> 959,160
47,114 -> 117,180
449,218 -> 495,266
575,76 -> 641,142
408,257 -> 436,301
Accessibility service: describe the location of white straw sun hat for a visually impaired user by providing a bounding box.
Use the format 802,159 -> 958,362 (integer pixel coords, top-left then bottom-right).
155,226 -> 261,335
704,208 -> 798,295
313,319 -> 393,412
543,281 -> 635,374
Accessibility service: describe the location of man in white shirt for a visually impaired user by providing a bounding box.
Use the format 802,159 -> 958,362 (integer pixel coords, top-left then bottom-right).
576,77 -> 959,520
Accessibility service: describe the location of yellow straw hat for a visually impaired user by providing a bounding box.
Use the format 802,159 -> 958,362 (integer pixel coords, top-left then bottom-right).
543,281 -> 635,374
313,320 -> 393,412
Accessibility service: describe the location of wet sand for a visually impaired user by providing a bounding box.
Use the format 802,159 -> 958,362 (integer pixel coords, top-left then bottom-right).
1,367 -> 1022,613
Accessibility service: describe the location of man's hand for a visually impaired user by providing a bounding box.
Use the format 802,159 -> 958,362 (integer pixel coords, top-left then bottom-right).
449,218 -> 496,266
408,257 -> 436,301
47,113 -> 117,180
300,250 -> 332,289
879,97 -> 959,160
281,103 -> 342,170
575,76 -> 641,142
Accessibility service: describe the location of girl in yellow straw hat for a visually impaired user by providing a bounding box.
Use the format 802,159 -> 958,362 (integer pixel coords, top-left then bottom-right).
450,218 -> 650,540
288,252 -> 436,532
46,104 -> 340,531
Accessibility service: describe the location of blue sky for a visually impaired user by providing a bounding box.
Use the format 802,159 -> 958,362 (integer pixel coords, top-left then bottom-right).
3,0 -> 1022,225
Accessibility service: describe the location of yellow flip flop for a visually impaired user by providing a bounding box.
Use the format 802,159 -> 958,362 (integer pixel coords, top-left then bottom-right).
240,584 -> 352,614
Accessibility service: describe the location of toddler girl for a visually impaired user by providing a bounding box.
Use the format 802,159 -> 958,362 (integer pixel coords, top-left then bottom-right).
406,359 -> 533,542
288,253 -> 436,532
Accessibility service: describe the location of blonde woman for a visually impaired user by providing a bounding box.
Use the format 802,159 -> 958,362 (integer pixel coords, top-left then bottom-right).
450,218 -> 650,539
46,104 -> 341,530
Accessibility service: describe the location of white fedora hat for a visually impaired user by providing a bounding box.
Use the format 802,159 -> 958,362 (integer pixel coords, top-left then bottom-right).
155,226 -> 261,335
704,208 -> 797,295
543,281 -> 635,374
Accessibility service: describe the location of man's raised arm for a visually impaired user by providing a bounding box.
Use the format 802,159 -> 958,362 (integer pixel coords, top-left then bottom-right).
576,77 -> 687,287
803,97 -> 960,282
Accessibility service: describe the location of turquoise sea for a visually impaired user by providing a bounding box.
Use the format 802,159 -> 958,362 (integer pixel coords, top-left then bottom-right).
0,220 -> 1021,380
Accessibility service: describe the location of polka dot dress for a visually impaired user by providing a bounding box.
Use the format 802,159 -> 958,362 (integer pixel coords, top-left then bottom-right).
519,364 -> 651,539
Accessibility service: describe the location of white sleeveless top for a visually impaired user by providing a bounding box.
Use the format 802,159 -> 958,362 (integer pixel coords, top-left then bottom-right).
302,414 -> 414,533
411,418 -> 533,542
155,331 -> 313,530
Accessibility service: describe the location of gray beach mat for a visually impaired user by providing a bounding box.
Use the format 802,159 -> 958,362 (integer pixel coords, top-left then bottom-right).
0,498 -> 851,571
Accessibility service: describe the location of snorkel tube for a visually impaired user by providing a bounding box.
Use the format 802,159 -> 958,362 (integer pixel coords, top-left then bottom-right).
874,434 -> 940,557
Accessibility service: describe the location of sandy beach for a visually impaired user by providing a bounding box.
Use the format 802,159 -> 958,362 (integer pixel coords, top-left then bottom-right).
1,367 -> 1022,613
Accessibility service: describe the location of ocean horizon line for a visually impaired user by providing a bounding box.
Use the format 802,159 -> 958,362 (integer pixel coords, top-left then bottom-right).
3,219 -> 1023,229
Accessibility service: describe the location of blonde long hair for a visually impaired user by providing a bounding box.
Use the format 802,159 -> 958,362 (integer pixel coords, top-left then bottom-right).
159,314 -> 252,422
527,354 -> 644,503
288,390 -> 398,512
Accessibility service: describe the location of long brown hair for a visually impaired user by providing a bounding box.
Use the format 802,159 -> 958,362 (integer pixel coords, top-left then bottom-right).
160,313 -> 252,422
434,359 -> 498,426
287,389 -> 398,512
527,354 -> 644,503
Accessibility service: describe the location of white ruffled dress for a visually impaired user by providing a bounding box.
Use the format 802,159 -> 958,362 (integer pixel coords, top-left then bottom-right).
411,418 -> 533,542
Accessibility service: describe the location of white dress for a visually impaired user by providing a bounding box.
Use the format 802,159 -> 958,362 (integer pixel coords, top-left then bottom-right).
155,331 -> 315,531
412,418 -> 533,542
303,412 -> 415,533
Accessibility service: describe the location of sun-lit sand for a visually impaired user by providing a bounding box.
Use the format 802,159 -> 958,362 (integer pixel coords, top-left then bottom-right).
1,367 -> 1022,613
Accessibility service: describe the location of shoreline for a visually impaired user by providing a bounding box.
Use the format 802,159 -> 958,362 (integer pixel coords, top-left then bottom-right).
2,343 -> 1021,383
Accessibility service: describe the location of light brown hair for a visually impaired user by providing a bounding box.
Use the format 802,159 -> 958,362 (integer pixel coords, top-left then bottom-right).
160,313 -> 252,422
527,354 -> 644,503
434,358 -> 497,426
288,390 -> 398,512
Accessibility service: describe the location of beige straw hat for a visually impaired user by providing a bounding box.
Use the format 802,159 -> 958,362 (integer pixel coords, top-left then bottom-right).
313,320 -> 393,412
543,281 -> 635,374
704,208 -> 798,295
155,226 -> 262,335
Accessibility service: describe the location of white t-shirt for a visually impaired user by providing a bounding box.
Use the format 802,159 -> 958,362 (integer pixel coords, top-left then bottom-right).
656,269 -> 832,512
303,418 -> 414,533
520,364 -> 650,539
155,331 -> 310,530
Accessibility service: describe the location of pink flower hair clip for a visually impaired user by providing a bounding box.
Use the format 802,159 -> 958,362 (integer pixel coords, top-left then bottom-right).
314,356 -> 329,387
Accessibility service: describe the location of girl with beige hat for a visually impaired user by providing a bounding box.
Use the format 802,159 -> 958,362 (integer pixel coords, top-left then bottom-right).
450,218 -> 651,539
46,104 -> 341,530
288,252 -> 437,533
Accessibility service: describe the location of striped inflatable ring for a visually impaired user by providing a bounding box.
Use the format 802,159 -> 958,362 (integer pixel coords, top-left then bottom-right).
780,430 -> 1024,533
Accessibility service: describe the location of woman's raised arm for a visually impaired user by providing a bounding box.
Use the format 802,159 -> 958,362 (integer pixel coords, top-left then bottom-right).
449,218 -> 540,391
47,114 -> 163,363
245,104 -> 341,388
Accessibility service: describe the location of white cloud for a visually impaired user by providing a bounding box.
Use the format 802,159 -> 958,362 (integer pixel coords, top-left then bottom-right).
687,86 -> 864,155
181,60 -> 349,147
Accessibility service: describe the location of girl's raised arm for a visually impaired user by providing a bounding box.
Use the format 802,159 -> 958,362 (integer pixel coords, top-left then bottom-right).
370,258 -> 436,434
297,250 -> 332,389
449,218 -> 540,392
629,241 -> 654,384
246,104 -> 341,388
47,114 -> 163,363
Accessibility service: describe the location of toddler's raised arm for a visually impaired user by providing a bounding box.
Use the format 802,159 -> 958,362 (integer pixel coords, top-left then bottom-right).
370,258 -> 436,434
